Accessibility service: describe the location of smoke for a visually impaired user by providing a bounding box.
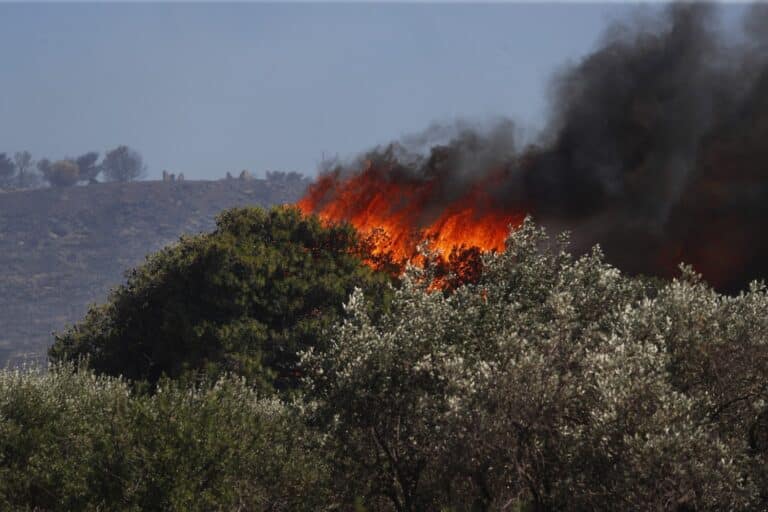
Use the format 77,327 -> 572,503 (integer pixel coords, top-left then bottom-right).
304,4 -> 768,292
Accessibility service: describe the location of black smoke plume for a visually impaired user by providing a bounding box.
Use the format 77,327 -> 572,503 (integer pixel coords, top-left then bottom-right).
308,4 -> 768,292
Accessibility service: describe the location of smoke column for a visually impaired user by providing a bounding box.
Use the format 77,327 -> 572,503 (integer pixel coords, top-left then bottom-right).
299,4 -> 768,292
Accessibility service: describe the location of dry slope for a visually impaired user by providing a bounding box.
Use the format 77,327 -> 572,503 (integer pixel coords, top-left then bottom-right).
0,178 -> 306,365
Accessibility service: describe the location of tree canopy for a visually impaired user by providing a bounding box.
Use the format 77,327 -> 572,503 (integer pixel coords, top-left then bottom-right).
304,220 -> 767,510
0,153 -> 15,187
44,160 -> 80,187
0,365 -> 329,511
49,205 -> 392,391
101,145 -> 145,182
75,152 -> 101,183
12,151 -> 34,188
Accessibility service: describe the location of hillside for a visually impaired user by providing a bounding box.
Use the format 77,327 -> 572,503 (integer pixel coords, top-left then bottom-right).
0,178 -> 307,366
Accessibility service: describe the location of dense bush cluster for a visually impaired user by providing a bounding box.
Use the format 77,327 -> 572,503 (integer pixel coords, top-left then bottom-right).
305,221 -> 766,510
6,211 -> 768,510
49,206 -> 392,391
0,365 -> 329,511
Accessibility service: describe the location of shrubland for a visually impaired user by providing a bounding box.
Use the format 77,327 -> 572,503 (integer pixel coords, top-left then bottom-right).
4,209 -> 768,510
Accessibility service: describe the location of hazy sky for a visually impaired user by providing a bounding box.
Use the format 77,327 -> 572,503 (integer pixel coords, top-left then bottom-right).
0,2 -> 746,180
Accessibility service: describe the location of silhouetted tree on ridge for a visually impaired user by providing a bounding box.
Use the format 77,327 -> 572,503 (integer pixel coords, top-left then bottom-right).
0,153 -> 15,188
102,145 -> 145,182
75,152 -> 101,183
13,151 -> 35,188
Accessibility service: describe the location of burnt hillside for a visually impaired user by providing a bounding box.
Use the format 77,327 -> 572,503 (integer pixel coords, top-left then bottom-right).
0,178 -> 306,365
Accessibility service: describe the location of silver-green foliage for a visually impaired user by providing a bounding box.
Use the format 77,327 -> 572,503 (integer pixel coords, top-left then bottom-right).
0,364 -> 330,511
304,219 -> 763,511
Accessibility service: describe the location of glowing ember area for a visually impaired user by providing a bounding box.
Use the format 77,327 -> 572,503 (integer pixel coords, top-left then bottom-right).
297,160 -> 527,275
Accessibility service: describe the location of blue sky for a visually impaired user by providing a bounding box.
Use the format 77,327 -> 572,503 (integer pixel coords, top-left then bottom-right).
0,3 -> 745,180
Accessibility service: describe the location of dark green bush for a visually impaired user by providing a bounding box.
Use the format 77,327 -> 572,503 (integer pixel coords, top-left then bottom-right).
49,205 -> 392,391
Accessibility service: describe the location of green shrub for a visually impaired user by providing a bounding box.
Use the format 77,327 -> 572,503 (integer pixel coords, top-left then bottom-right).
49,206 -> 392,391
0,364 -> 330,511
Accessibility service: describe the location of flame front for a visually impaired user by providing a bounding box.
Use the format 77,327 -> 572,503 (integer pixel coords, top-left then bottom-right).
297,160 -> 527,276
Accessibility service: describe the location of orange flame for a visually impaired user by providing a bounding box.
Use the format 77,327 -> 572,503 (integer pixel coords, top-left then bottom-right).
297,160 -> 527,280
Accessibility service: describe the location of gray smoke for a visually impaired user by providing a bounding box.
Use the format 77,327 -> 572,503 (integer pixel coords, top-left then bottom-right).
313,4 -> 768,291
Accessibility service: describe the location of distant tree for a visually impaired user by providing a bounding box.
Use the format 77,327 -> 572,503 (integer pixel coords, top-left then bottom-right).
13,151 -> 36,188
43,159 -> 80,188
0,153 -> 15,188
36,158 -> 52,187
75,152 -> 101,183
266,170 -> 308,184
49,206 -> 393,391
102,145 -> 145,182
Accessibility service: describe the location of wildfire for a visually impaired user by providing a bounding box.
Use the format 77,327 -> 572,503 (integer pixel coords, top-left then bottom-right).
297,158 -> 527,280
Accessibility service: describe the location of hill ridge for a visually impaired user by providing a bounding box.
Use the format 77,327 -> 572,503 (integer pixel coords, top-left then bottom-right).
0,178 -> 306,365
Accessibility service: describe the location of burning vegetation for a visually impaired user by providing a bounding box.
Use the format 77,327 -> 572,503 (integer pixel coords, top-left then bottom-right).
297,138 -> 528,284
298,4 -> 768,292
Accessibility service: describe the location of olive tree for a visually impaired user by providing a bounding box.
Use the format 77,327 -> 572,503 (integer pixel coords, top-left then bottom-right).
13,151 -> 35,188
43,159 -> 80,187
304,219 -> 759,511
0,364 -> 331,511
102,145 -> 145,182
0,153 -> 15,188
75,152 -> 101,183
